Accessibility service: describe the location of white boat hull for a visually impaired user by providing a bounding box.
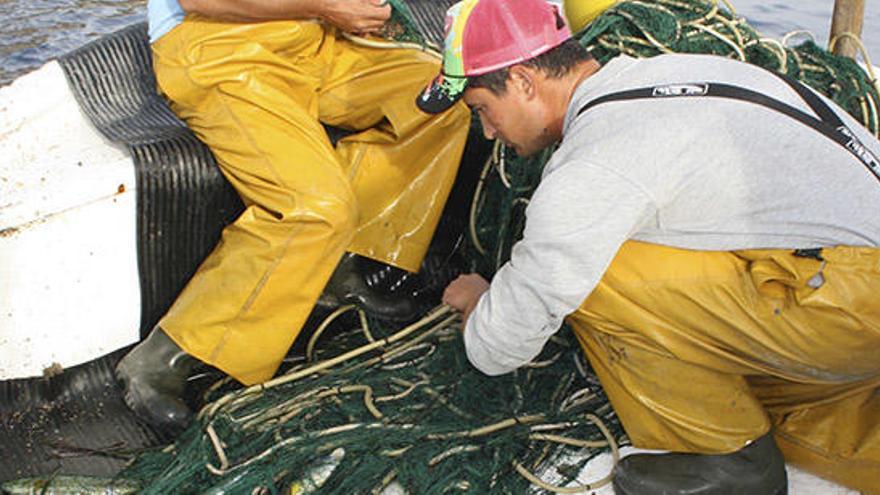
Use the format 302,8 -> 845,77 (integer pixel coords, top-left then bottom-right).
0,61 -> 140,379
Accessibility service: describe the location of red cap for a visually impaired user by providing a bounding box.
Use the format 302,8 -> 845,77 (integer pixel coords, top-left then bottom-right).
417,0 -> 572,113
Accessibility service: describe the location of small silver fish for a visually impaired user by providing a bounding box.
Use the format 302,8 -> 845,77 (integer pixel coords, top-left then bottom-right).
1,475 -> 139,495
289,447 -> 346,494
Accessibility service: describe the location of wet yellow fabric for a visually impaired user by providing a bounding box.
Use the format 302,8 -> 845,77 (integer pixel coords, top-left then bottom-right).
568,241 -> 880,493
563,0 -> 617,33
150,17 -> 470,386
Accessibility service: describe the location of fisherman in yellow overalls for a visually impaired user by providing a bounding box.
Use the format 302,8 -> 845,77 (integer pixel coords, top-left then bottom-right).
433,0 -> 880,493
115,0 -> 470,432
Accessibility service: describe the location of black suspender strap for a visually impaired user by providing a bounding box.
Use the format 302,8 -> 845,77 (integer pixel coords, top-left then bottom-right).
768,71 -> 844,128
575,77 -> 880,184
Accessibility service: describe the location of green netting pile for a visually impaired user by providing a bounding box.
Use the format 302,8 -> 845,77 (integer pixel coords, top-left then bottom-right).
114,1 -> 879,493
122,307 -> 619,494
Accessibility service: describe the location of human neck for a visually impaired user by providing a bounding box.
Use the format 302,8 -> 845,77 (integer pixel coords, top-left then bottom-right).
544,58 -> 602,138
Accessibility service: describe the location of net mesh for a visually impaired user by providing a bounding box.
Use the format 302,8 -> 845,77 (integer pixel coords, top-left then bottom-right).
122,308 -> 619,494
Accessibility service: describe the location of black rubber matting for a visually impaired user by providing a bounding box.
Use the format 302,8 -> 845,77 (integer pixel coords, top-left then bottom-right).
0,348 -> 162,482
59,22 -> 244,337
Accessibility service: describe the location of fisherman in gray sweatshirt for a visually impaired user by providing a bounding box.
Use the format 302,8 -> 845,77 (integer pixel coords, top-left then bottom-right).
418,0 -> 880,493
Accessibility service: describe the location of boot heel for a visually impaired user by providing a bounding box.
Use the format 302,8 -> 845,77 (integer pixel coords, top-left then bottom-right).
115,326 -> 197,434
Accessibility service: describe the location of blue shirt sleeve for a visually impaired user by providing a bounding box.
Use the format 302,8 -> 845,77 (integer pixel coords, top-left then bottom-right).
148,0 -> 185,43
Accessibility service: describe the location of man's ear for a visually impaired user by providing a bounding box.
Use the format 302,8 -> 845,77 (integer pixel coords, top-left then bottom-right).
508,65 -> 537,100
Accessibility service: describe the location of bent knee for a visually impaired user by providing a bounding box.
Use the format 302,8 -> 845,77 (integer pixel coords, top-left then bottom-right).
288,190 -> 358,236
320,193 -> 358,234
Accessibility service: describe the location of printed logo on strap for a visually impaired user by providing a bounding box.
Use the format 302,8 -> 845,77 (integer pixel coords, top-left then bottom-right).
838,125 -> 880,174
651,83 -> 710,97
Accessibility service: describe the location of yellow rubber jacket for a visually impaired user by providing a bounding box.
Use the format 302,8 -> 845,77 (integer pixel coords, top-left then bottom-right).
151,17 -> 470,385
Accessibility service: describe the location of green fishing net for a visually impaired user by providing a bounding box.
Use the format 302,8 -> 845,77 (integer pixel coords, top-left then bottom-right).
115,1 -> 880,493
123,308 -> 619,494
381,0 -> 432,46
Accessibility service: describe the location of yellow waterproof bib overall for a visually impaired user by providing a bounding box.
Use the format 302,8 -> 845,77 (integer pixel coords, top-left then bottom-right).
151,17 -> 470,385
568,241 -> 880,493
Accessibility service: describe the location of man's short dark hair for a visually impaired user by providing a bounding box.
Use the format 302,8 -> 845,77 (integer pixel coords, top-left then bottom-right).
468,38 -> 593,94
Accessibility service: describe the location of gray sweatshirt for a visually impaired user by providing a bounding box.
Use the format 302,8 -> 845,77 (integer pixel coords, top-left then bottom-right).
464,54 -> 880,376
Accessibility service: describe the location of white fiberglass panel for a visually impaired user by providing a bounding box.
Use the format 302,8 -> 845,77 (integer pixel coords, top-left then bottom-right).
0,61 -> 140,379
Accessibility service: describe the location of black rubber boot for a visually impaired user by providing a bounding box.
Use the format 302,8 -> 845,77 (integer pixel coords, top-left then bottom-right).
613,432 -> 788,495
319,253 -> 417,322
115,326 -> 198,434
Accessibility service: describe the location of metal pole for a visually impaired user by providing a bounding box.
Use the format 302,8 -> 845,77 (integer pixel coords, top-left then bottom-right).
829,0 -> 865,59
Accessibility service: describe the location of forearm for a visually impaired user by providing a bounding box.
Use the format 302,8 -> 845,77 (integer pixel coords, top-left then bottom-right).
179,0 -> 390,32
179,0 -> 320,22
461,160 -> 654,376
462,263 -> 568,376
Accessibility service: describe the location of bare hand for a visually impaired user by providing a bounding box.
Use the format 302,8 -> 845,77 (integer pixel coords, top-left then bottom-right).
319,0 -> 391,34
442,274 -> 490,325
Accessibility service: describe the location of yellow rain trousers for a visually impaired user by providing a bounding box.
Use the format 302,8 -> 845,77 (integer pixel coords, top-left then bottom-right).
150,17 -> 470,386
568,241 -> 880,493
